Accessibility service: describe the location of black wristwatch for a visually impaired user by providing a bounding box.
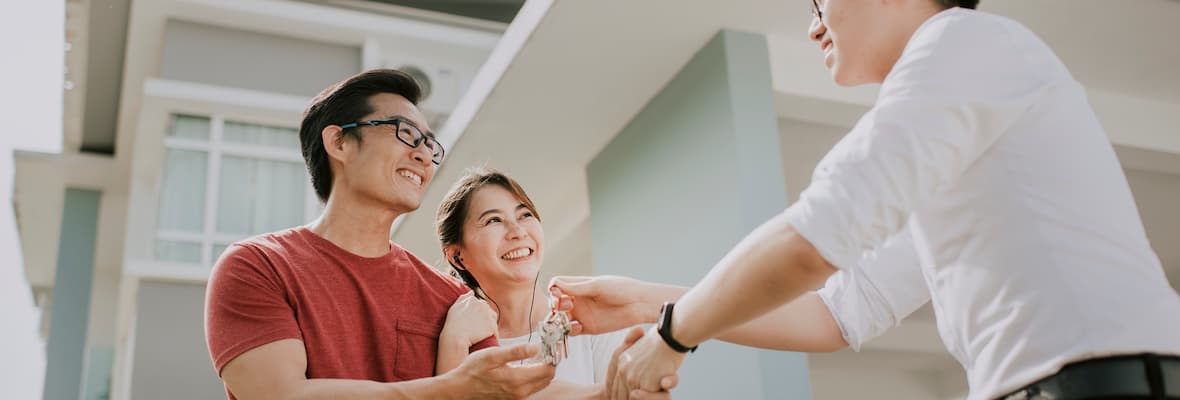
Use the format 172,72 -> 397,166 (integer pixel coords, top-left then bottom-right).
656,302 -> 698,353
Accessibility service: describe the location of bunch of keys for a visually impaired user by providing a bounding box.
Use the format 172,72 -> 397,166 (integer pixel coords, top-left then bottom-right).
535,292 -> 572,365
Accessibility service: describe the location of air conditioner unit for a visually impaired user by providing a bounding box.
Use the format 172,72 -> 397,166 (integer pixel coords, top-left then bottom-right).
386,59 -> 469,124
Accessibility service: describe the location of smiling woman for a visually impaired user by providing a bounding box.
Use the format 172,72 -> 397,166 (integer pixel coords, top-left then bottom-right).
432,167 -> 631,394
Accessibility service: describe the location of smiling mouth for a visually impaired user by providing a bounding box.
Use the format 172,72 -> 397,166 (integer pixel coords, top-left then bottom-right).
501,248 -> 534,260
397,169 -> 423,186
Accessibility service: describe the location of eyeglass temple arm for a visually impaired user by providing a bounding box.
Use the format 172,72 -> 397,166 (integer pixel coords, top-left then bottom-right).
338,120 -> 391,130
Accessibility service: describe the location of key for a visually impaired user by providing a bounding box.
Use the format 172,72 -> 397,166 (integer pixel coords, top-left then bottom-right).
536,301 -> 572,365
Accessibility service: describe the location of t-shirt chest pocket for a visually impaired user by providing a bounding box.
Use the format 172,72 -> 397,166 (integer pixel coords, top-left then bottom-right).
392,319 -> 443,380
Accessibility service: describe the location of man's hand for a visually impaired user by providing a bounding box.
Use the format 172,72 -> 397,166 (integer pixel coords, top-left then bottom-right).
603,327 -> 672,400
549,276 -> 670,336
612,328 -> 683,399
441,291 -> 498,348
449,343 -> 556,399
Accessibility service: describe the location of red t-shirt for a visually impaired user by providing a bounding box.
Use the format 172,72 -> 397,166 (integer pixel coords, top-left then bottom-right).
204,227 -> 495,399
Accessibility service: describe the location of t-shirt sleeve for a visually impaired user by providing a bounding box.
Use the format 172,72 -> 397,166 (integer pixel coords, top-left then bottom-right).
471,335 -> 498,352
204,243 -> 302,375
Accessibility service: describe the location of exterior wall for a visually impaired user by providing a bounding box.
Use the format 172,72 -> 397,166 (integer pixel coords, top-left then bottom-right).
129,281 -> 222,400
587,30 -> 811,399
160,20 -> 362,97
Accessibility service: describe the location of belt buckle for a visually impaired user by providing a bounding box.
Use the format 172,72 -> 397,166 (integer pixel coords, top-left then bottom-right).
1005,386 -> 1056,400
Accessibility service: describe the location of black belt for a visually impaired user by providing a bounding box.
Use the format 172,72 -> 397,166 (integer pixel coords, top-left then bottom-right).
1000,354 -> 1180,400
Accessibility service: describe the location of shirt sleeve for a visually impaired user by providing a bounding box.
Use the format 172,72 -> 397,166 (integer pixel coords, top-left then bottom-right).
783,14 -> 1045,270
204,243 -> 302,375
471,334 -> 499,351
817,229 -> 930,351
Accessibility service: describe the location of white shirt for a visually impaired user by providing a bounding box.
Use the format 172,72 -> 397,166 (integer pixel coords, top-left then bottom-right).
789,8 -> 1180,399
499,328 -> 629,385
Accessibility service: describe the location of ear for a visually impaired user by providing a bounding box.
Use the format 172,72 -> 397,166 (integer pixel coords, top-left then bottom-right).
444,245 -> 462,267
321,125 -> 353,164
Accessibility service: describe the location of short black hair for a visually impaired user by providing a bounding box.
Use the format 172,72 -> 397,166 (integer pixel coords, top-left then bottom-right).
936,0 -> 979,9
299,69 -> 422,203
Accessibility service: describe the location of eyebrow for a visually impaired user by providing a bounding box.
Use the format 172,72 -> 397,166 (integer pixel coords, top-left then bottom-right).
382,114 -> 436,139
476,204 -> 529,220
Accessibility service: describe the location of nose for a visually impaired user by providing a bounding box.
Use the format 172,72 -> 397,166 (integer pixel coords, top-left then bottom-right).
409,141 -> 431,166
808,16 -> 826,43
505,220 -> 527,240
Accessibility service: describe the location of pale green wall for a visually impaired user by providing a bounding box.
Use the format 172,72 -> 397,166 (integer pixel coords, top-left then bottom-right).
587,30 -> 811,399
44,189 -> 102,400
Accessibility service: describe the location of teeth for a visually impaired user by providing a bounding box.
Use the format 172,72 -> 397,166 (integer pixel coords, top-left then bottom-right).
398,170 -> 422,186
501,248 -> 532,260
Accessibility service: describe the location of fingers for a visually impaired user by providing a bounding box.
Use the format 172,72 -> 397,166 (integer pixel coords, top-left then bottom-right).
630,389 -> 672,400
611,366 -> 630,400
607,326 -> 645,400
509,362 -> 557,388
450,291 -> 475,309
549,292 -> 574,313
660,374 -> 678,390
622,326 -> 645,346
549,275 -> 595,295
569,320 -> 584,336
612,327 -> 645,395
482,343 -> 539,364
502,359 -> 556,398
630,331 -> 674,393
522,372 -> 555,397
454,291 -> 490,311
549,275 -> 592,287
610,327 -> 644,369
480,299 -> 498,321
611,328 -> 644,378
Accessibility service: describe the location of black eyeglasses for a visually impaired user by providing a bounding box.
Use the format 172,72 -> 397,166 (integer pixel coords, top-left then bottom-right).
810,0 -> 823,20
339,118 -> 444,165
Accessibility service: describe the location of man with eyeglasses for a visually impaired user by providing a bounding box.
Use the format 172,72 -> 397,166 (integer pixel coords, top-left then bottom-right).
204,69 -> 557,399
588,0 -> 1180,399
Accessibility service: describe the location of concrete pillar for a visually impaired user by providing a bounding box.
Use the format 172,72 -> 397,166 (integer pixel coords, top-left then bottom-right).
587,30 -> 811,399
43,188 -> 102,400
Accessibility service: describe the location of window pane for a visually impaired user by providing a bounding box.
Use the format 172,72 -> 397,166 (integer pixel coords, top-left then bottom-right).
223,121 -> 299,149
216,156 -> 306,235
212,243 -> 231,262
167,114 -> 210,140
158,149 -> 207,232
155,240 -> 202,264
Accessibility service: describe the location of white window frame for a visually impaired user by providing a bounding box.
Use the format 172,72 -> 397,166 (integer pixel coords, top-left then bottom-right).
156,113 -> 321,267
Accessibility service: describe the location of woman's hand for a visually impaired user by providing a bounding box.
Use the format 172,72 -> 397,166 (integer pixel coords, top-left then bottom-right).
441,291 -> 498,349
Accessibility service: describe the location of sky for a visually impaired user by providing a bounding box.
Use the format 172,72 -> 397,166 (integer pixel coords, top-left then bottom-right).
1,0 -> 66,398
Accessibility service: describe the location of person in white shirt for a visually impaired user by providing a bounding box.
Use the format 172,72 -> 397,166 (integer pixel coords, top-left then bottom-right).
551,1 -> 1180,399
433,167 -> 658,400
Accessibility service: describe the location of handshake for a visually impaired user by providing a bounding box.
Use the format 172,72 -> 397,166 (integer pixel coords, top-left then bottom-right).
547,276 -> 687,399
445,275 -> 694,399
